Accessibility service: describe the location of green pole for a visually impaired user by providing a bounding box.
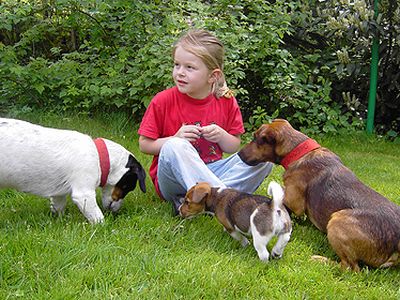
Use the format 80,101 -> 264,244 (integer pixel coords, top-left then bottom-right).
366,0 -> 379,134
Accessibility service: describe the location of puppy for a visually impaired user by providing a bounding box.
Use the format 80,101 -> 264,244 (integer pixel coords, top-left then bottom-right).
0,118 -> 146,224
179,181 -> 292,262
238,119 -> 400,271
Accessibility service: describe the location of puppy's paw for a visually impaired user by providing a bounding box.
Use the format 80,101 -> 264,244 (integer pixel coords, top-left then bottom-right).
258,252 -> 270,263
240,238 -> 250,247
271,251 -> 283,259
311,255 -> 331,264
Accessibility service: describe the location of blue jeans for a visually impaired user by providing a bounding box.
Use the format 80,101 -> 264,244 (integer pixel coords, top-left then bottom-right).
157,138 -> 273,203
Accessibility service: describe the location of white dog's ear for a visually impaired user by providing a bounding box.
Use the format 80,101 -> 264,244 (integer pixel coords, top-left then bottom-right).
126,155 -> 146,193
192,183 -> 211,203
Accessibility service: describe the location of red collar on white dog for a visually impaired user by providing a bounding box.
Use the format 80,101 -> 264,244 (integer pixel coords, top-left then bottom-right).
94,138 -> 110,187
281,138 -> 321,170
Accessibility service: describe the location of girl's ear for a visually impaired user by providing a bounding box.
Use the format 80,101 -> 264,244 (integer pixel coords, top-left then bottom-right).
209,69 -> 222,84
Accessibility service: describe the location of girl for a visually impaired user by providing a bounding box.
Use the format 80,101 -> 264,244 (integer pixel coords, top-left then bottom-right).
138,29 -> 272,214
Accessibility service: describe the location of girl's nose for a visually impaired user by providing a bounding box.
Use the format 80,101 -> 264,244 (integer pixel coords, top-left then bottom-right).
177,68 -> 185,77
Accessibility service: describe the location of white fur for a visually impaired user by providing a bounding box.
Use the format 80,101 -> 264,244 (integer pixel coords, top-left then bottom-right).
267,181 -> 284,207
216,186 -> 226,193
0,118 -> 136,224
250,181 -> 292,262
220,181 -> 292,262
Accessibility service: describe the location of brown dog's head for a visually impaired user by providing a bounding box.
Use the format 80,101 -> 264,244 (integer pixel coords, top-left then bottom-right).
179,182 -> 212,218
238,119 -> 307,166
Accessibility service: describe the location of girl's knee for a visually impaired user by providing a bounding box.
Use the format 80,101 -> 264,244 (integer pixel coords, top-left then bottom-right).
160,137 -> 193,157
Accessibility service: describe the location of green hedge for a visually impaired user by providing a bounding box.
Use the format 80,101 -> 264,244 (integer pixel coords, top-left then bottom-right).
1,0 -> 391,136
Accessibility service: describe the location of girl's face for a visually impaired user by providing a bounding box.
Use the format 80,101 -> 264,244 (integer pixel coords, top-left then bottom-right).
172,46 -> 216,99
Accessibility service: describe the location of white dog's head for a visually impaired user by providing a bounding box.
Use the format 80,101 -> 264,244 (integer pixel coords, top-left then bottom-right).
102,153 -> 146,213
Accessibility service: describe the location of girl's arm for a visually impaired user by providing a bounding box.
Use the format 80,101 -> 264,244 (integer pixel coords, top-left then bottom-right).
138,135 -> 171,155
217,132 -> 241,153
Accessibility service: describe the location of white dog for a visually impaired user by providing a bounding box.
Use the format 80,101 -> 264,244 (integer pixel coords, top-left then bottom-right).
0,118 -> 146,223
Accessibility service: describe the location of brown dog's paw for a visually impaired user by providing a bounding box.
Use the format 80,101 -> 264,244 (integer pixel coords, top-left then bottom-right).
310,255 -> 332,264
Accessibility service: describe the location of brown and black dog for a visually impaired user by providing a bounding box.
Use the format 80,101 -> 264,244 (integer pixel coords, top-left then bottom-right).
179,181 -> 292,262
238,119 -> 400,271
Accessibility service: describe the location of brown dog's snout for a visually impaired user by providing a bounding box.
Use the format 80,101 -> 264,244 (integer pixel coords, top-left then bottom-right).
178,199 -> 189,217
238,148 -> 260,166
238,142 -> 267,166
238,123 -> 280,165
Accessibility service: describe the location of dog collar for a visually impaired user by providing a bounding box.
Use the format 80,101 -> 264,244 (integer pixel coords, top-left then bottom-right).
94,138 -> 110,187
281,138 -> 321,170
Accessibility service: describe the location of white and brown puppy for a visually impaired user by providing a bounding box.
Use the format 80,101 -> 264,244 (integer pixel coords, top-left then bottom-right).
0,118 -> 146,224
179,181 -> 292,262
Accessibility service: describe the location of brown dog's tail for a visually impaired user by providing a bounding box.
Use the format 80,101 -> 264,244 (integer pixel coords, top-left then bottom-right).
267,181 -> 284,208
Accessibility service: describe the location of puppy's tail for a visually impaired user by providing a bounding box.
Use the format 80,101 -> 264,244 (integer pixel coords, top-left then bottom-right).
267,181 -> 284,208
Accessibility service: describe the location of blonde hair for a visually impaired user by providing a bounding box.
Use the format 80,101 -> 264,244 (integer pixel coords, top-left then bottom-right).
172,29 -> 234,99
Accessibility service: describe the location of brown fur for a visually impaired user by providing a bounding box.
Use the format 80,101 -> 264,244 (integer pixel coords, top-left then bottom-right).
180,183 -> 273,234
179,182 -> 292,261
238,119 -> 400,271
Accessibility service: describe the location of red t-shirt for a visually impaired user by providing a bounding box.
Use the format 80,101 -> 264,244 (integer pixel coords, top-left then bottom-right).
138,86 -> 245,198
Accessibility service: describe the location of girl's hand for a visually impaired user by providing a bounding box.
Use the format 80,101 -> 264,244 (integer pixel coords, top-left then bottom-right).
174,124 -> 201,142
199,124 -> 226,143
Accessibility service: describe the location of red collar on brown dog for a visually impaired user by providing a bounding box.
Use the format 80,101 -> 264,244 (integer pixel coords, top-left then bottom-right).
281,139 -> 321,169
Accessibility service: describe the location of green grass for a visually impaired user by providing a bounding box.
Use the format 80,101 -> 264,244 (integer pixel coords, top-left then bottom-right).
1,112 -> 399,299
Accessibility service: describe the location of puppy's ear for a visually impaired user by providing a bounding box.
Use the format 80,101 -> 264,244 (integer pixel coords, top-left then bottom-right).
192,183 -> 211,203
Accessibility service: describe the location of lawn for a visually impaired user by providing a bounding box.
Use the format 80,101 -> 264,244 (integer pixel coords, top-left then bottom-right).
0,112 -> 399,299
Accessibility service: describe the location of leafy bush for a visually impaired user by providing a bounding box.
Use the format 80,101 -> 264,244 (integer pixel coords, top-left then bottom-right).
284,0 -> 400,135
0,0 -> 395,136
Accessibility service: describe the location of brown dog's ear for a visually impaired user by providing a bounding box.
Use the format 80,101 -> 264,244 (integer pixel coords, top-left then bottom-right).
265,130 -> 276,145
192,182 -> 211,203
259,125 -> 276,145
